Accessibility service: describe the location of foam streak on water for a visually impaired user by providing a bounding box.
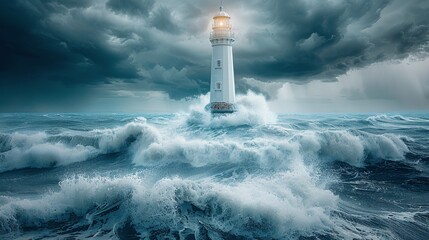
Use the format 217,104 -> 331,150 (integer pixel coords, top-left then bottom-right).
0,93 -> 428,239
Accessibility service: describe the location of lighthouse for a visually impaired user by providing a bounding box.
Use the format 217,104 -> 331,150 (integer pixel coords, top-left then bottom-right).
206,5 -> 237,113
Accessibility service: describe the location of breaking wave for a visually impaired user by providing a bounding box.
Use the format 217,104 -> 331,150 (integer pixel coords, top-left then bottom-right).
184,91 -> 277,128
132,130 -> 409,169
0,119 -> 159,172
0,109 -> 412,173
0,172 -> 337,239
295,130 -> 410,167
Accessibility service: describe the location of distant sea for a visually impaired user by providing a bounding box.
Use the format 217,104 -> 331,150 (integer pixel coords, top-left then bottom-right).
1,95 -> 428,239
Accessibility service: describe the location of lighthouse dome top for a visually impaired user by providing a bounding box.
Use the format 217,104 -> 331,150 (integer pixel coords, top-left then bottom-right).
214,5 -> 230,18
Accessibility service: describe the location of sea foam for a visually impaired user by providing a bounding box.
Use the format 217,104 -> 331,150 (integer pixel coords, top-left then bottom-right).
0,172 -> 337,238
185,91 -> 277,128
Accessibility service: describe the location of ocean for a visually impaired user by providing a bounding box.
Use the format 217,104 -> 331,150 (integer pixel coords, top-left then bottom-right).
1,94 -> 428,239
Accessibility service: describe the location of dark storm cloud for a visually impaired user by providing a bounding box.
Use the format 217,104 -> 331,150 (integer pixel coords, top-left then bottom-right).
150,6 -> 181,34
0,0 -> 146,111
236,0 -> 429,81
106,0 -> 154,16
0,0 -> 428,111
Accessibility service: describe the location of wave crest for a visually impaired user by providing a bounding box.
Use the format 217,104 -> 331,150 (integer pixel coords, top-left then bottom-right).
0,118 -> 160,172
0,173 -> 337,238
96,120 -> 160,153
297,130 -> 409,167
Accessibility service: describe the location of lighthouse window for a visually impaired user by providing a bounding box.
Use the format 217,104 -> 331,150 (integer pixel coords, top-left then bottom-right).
216,82 -> 222,90
216,60 -> 222,68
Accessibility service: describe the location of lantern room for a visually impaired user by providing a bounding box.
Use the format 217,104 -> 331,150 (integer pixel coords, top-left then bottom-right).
210,6 -> 234,42
212,6 -> 232,30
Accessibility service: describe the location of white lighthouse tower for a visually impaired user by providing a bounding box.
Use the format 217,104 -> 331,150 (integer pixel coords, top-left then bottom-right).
206,5 -> 237,113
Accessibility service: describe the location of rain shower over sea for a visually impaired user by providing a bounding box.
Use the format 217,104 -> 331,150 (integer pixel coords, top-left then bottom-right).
0,93 -> 428,239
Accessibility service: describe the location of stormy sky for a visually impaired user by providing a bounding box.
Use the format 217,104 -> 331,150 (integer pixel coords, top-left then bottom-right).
1,0 -> 428,112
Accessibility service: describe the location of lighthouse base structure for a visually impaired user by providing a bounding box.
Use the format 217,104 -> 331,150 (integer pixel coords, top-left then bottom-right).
205,102 -> 237,114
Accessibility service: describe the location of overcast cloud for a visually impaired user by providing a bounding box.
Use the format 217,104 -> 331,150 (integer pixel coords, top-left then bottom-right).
0,0 -> 428,112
